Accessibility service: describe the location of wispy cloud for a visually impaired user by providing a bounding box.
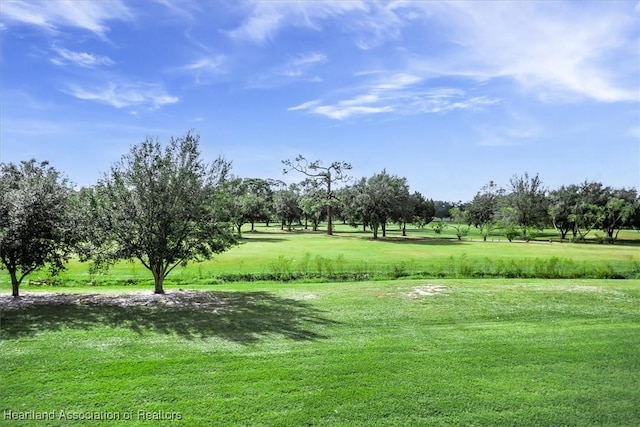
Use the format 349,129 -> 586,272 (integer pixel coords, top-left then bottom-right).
65,82 -> 178,110
151,0 -> 201,21
228,1 -> 367,43
0,0 -> 131,38
51,46 -> 114,68
247,51 -> 327,88
172,55 -> 226,84
228,2 -> 638,104
289,73 -> 498,120
410,2 -> 639,103
228,1 -> 415,50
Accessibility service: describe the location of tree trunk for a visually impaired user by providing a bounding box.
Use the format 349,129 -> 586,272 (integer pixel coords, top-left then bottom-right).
251,221 -> 255,232
402,223 -> 407,237
382,223 -> 387,237
237,224 -> 242,238
153,270 -> 165,294
9,269 -> 20,298
327,205 -> 333,236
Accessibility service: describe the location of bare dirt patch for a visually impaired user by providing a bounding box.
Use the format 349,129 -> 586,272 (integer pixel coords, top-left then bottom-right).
406,285 -> 448,298
0,290 -> 230,312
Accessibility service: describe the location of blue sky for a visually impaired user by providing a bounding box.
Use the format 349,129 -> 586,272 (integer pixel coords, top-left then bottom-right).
1,0 -> 638,201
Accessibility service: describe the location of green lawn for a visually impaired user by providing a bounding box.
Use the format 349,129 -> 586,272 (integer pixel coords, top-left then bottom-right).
1,279 -> 639,426
2,224 -> 637,290
1,226 -> 639,425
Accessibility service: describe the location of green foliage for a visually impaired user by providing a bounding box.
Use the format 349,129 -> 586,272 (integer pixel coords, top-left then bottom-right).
506,172 -> 549,234
448,207 -> 470,241
282,155 -> 351,235
272,184 -> 302,231
86,131 -> 237,294
0,159 -> 75,297
431,221 -> 444,234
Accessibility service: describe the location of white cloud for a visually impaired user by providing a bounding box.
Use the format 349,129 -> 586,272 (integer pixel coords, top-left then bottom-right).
228,1 -> 367,43
181,57 -> 225,72
51,46 -> 114,68
289,52 -> 327,67
411,2 -> 639,103
246,51 -> 327,88
151,0 -> 201,20
313,104 -> 393,120
173,55 -> 226,84
66,82 -> 178,110
288,100 -> 321,112
289,73 -> 499,120
0,0 -> 131,38
228,1 -> 412,50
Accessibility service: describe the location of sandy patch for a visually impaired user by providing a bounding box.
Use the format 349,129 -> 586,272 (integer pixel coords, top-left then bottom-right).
406,285 -> 447,298
0,290 -> 229,311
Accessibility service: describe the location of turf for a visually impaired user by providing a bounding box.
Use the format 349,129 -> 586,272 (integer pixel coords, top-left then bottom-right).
1,279 -> 639,426
3,224 -> 637,290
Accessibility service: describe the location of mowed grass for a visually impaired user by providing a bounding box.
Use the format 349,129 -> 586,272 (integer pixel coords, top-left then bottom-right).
4,223 -> 638,289
1,279 -> 640,426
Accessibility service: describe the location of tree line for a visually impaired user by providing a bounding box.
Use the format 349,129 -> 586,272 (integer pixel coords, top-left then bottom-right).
1,131 -> 638,298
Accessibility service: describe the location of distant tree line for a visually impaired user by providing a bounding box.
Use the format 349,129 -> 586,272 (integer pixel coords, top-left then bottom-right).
1,131 -> 638,297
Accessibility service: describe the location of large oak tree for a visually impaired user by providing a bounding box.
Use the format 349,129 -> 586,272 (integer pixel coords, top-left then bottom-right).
0,160 -> 75,298
88,132 -> 236,294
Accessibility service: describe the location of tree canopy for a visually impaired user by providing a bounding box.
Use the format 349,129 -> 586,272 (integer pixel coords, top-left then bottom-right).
282,155 -> 351,235
0,160 -> 75,297
86,132 -> 236,294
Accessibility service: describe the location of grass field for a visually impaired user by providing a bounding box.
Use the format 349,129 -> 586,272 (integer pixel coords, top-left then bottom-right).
1,225 -> 639,426
2,279 -> 639,426
2,223 -> 638,290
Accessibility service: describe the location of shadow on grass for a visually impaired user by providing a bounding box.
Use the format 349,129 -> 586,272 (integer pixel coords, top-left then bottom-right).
0,291 -> 338,343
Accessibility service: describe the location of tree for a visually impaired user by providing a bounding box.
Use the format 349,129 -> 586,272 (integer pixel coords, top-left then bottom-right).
339,178 -> 369,232
263,179 -> 286,227
0,160 -> 75,298
299,179 -> 327,231
506,172 -> 548,237
225,177 -> 272,237
601,189 -> 636,242
433,200 -> 455,221
498,206 -> 520,242
466,181 -> 503,241
273,184 -> 302,231
282,155 -> 351,235
570,181 -> 610,241
357,170 -> 410,239
448,207 -> 470,241
547,184 -> 580,240
413,196 -> 436,228
88,132 -> 236,294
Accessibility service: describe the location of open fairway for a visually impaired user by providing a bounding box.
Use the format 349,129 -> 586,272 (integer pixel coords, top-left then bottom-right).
4,224 -> 638,290
2,277 -> 640,426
